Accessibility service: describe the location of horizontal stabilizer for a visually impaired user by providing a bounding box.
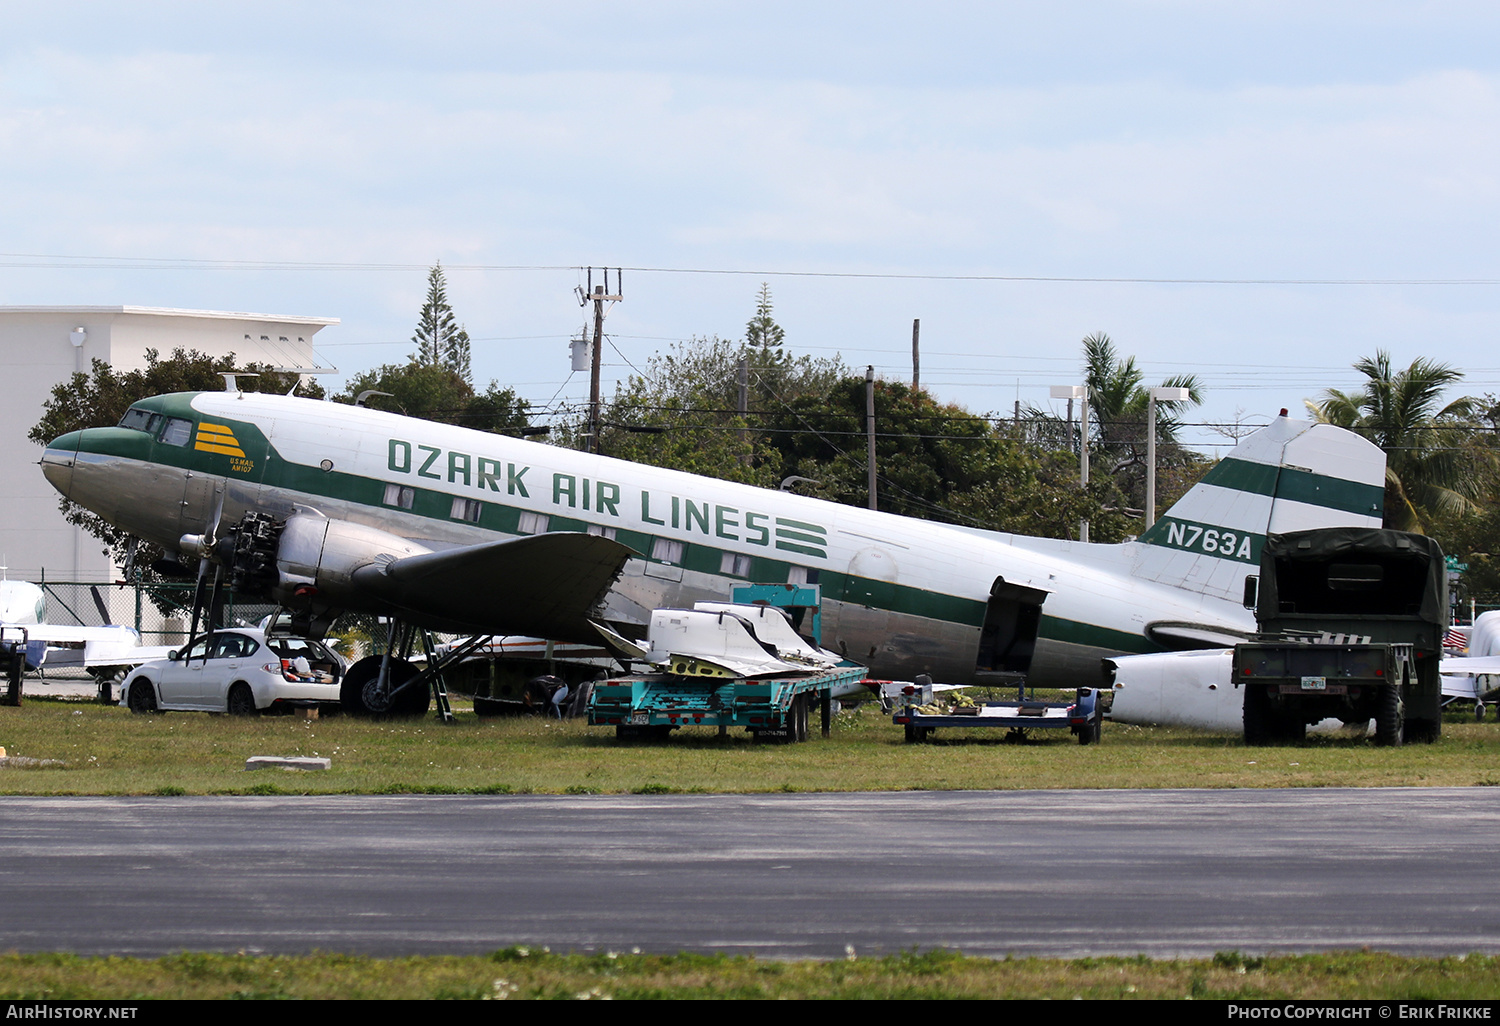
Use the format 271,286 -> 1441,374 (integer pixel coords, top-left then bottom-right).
351,533 -> 636,643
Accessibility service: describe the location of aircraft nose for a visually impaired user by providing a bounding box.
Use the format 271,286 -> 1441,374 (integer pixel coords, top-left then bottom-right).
39,430 -> 81,498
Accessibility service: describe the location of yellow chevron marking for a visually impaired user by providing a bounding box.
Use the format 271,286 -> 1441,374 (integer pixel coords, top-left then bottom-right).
195,423 -> 246,457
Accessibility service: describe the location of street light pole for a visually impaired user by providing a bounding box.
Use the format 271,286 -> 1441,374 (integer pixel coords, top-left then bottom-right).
1145,386 -> 1191,529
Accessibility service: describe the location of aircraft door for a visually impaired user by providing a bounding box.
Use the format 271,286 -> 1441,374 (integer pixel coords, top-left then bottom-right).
974,578 -> 1047,682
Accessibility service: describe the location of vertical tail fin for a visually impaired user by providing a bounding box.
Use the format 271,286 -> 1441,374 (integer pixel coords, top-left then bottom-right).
1131,414 -> 1385,603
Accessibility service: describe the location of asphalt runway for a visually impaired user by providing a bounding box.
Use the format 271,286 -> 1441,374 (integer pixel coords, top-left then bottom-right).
2,788 -> 1497,959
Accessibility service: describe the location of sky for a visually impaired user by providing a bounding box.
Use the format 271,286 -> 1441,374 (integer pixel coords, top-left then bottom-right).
3,1 -> 1499,452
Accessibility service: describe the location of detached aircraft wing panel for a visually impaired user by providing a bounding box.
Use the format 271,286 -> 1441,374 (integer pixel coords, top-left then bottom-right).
351,532 -> 636,643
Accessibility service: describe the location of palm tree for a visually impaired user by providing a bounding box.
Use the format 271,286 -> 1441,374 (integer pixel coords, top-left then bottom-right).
1079,332 -> 1203,517
1307,350 -> 1482,533
1082,332 -> 1202,458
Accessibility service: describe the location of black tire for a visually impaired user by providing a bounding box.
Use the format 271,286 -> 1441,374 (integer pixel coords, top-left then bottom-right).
1078,717 -> 1100,745
1243,684 -> 1274,745
1375,685 -> 1404,747
126,679 -> 157,714
1477,702 -> 1487,722
1405,717 -> 1440,744
792,694 -> 809,743
1276,712 -> 1306,743
227,683 -> 258,716
341,656 -> 426,718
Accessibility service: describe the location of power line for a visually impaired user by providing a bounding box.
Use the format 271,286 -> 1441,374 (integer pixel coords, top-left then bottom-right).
3,250 -> 1499,286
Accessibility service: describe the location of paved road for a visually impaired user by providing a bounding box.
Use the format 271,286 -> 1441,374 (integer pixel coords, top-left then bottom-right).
2,789 -> 1497,959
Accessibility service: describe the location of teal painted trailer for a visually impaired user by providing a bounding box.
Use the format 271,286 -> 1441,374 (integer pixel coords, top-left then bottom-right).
588,663 -> 868,742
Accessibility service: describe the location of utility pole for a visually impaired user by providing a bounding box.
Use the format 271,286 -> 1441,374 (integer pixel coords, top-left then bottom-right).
911,318 -> 920,391
866,366 -> 877,511
576,267 -> 623,454
737,355 -> 750,464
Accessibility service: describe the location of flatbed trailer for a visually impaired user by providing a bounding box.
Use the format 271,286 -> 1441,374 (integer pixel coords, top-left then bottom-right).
588,663 -> 869,742
893,680 -> 1103,744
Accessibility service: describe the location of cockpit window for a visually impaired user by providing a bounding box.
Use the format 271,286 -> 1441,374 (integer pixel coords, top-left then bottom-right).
118,408 -> 162,434
158,417 -> 193,447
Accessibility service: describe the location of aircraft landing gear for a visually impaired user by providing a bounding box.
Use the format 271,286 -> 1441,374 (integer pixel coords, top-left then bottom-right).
339,620 -> 493,722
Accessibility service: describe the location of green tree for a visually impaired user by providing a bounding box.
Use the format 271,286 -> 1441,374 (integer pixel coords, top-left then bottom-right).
412,262 -> 472,384
585,335 -> 844,486
336,362 -> 529,434
1307,350 -> 1484,534
745,282 -> 785,350
764,377 -> 1137,541
27,348 -> 324,574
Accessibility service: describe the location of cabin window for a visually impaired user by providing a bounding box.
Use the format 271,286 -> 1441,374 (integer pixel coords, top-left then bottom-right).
652,538 -> 684,564
720,552 -> 752,577
787,566 -> 820,585
158,417 -> 192,447
118,408 -> 161,433
587,525 -> 617,540
517,512 -> 549,535
383,484 -> 415,509
450,497 -> 482,523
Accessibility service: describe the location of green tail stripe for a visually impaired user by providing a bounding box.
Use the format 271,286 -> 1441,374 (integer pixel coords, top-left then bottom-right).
1275,466 -> 1384,517
1199,457 -> 1279,496
1192,457 -> 1383,517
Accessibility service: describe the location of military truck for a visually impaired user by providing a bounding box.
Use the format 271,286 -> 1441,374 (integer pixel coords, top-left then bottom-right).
1236,529 -> 1446,746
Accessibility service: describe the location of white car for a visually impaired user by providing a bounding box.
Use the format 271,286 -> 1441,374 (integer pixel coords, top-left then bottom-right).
120,629 -> 346,715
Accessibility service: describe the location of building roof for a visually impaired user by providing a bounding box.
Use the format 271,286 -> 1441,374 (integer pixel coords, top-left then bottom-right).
0,306 -> 339,326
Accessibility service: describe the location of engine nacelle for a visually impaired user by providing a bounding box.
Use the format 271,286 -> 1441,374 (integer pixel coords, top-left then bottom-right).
271,513 -> 431,607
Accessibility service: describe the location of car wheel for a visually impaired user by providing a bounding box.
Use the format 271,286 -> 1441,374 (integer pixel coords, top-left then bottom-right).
227,683 -> 258,716
126,680 -> 157,714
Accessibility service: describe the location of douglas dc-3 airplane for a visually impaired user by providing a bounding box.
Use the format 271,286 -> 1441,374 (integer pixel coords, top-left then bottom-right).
38,388 -> 1386,711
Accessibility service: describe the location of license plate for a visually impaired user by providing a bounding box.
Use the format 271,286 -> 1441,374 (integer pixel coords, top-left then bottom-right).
1300,676 -> 1327,690
629,712 -> 650,725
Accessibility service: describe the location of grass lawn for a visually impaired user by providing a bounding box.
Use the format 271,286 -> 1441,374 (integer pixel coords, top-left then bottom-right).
0,695 -> 1495,795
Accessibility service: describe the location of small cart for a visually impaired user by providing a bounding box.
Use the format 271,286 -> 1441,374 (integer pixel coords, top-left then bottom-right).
892,678 -> 1103,744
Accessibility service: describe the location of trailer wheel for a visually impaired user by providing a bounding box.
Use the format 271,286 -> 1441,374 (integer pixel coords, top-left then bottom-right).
792,694 -> 809,743
904,723 -> 929,743
1375,685 -> 1404,747
1078,717 -> 1100,745
1243,684 -> 1274,746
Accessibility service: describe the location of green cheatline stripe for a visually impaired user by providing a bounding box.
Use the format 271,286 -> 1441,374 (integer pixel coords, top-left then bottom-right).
1040,615 -> 1160,654
1194,458 -> 1383,517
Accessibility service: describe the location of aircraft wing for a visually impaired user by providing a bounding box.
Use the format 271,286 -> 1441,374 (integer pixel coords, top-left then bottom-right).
350,532 -> 636,644
0,624 -> 139,646
1439,656 -> 1500,677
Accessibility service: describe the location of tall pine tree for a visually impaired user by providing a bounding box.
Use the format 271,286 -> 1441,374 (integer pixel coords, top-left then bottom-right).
745,282 -> 785,349
412,262 -> 472,384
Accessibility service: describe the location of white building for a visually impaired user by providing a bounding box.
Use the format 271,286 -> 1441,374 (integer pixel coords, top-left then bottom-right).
0,306 -> 337,584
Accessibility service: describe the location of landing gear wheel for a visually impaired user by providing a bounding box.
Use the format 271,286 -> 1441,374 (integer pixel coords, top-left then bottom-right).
1477,701 -> 1487,722
227,683 -> 258,716
1243,684 -> 1274,746
127,679 -> 157,714
342,656 -> 427,717
1375,685 -> 1404,747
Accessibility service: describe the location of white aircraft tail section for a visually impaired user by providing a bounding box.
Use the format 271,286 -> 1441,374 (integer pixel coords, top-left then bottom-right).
1131,415 -> 1386,605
